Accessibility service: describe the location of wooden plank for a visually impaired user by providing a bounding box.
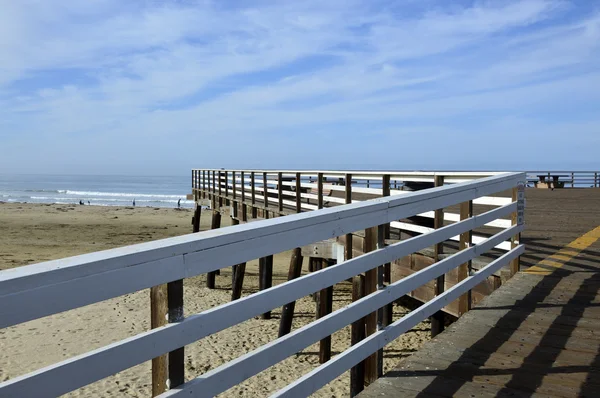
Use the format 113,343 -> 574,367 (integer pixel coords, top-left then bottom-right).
431,175 -> 445,337
458,200 -> 473,316
278,248 -> 304,337
363,226 -> 378,386
150,284 -> 168,396
0,174 -> 523,330
206,211 -> 221,289
318,259 -> 333,363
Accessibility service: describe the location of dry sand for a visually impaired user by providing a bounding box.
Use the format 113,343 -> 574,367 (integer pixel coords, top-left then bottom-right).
0,203 -> 431,397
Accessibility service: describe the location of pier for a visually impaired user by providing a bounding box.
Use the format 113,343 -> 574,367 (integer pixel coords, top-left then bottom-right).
0,169 -> 599,397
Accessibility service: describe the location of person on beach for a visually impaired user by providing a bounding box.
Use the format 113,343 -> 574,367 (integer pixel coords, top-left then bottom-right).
79,200 -> 84,205
178,198 -> 181,208
88,201 -> 90,205
133,199 -> 136,207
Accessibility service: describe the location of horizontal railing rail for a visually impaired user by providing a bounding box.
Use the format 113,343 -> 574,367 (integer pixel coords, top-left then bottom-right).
191,169 -> 514,252
0,172 -> 525,397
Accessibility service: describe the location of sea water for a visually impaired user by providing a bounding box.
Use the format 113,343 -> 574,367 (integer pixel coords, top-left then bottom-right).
0,174 -> 195,208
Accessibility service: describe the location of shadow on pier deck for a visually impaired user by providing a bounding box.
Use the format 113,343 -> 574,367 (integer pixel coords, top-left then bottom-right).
360,188 -> 600,397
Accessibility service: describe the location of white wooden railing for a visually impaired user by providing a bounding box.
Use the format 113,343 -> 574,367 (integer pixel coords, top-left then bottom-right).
0,172 -> 525,397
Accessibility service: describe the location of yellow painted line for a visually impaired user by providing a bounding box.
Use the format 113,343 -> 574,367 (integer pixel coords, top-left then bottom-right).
525,226 -> 600,275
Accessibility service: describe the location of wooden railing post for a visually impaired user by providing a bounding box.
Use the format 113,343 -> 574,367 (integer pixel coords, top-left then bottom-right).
295,172 -> 302,214
350,275 -> 365,397
241,171 -> 245,203
167,279 -> 184,389
224,171 -> 228,205
363,226 -> 378,386
232,171 -> 236,200
212,171 -> 216,210
381,174 -> 392,327
206,211 -> 221,288
431,175 -> 445,338
251,172 -> 257,218
150,285 -> 168,396
263,172 -> 268,216
278,247 -> 303,337
218,171 -> 222,208
259,255 -> 273,319
376,224 -> 385,378
318,258 -> 333,363
278,172 -> 283,213
458,200 -> 473,316
510,185 -> 523,275
317,172 -> 324,209
278,175 -> 304,337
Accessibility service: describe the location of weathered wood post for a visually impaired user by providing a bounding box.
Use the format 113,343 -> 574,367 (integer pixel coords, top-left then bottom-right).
458,200 -> 473,316
202,170 -> 206,199
150,285 -> 168,396
167,279 -> 184,389
263,172 -> 268,214
431,175 -> 445,337
212,170 -> 217,210
347,173 -> 365,396
218,170 -> 223,208
224,171 -> 229,206
278,173 -> 305,337
318,258 -> 334,364
373,224 -> 385,378
231,204 -> 248,301
350,276 -> 365,396
510,185 -> 522,275
192,203 -> 201,233
381,174 -> 392,327
278,172 -> 283,214
259,255 -> 274,319
251,172 -> 257,218
363,226 -> 378,386
317,172 -> 324,209
232,171 -> 236,201
278,247 -> 304,336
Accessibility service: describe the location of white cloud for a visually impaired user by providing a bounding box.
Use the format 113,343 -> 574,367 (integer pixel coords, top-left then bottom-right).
0,0 -> 598,174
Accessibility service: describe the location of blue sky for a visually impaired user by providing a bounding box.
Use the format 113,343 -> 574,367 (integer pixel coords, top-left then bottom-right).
0,0 -> 599,175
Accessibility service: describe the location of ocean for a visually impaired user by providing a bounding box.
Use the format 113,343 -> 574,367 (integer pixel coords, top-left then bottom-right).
0,174 -> 195,209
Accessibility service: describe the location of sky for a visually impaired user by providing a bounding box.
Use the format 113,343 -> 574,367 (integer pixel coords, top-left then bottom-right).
0,0 -> 599,175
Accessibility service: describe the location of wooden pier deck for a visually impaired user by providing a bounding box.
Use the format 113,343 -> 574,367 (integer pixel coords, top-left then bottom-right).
360,188 -> 600,398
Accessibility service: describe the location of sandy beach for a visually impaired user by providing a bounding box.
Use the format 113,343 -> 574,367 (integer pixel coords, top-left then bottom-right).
0,203 -> 431,397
